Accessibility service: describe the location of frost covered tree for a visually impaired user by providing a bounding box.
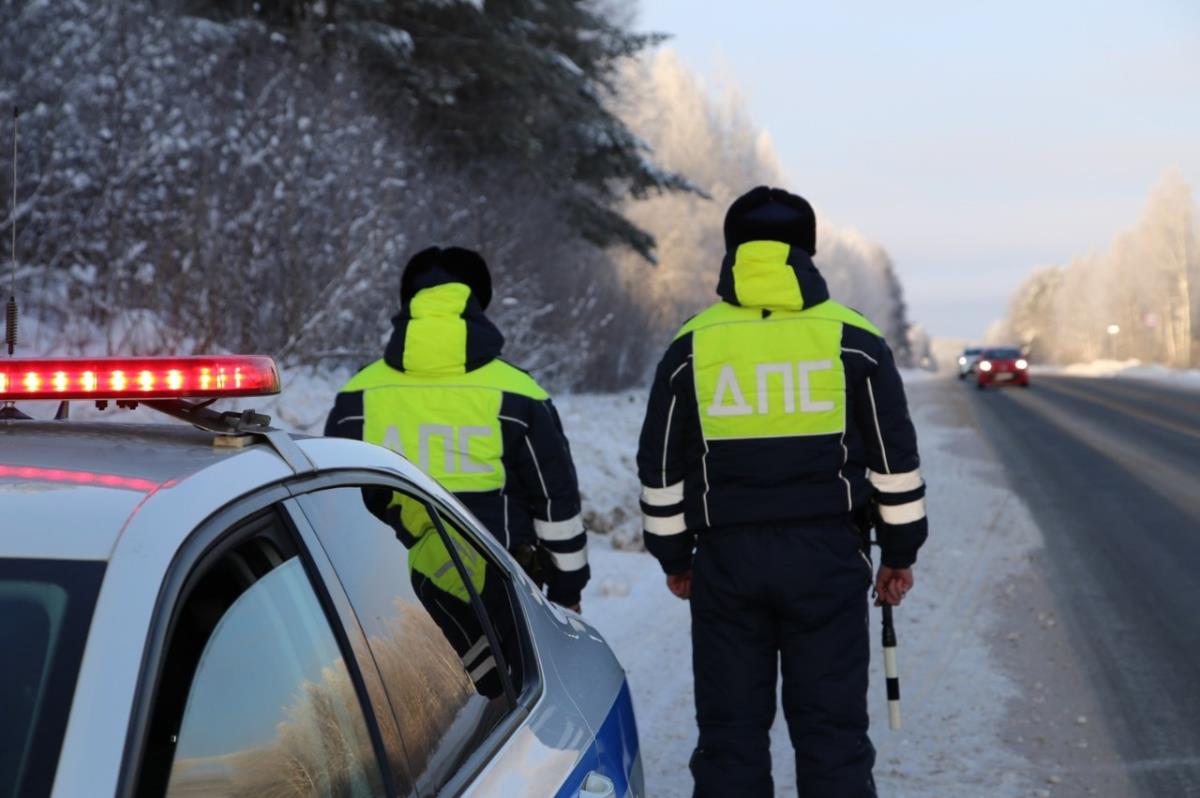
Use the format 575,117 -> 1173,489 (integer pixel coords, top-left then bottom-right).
616,50 -> 916,365
998,266 -> 1063,359
906,324 -> 936,371
816,225 -> 912,363
0,0 -> 685,388
1,1 -> 920,389
1002,171 -> 1199,366
186,0 -> 692,258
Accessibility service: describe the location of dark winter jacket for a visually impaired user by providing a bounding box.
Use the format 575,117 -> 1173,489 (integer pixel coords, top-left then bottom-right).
636,240 -> 927,574
325,268 -> 588,605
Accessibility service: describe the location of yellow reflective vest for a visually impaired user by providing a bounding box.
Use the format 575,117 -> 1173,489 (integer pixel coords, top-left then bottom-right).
326,273 -> 590,606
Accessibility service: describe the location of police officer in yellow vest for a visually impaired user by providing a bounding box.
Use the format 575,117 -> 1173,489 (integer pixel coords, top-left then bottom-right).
637,188 -> 928,797
328,247 -> 589,610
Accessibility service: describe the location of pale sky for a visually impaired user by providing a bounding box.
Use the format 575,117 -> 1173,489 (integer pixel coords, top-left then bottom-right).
638,0 -> 1200,339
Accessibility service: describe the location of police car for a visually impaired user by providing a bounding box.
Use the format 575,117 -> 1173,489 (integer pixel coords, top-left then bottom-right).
0,355 -> 641,798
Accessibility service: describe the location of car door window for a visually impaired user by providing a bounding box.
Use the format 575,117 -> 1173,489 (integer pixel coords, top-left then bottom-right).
295,487 -> 516,795
137,514 -> 386,798
432,508 -> 530,699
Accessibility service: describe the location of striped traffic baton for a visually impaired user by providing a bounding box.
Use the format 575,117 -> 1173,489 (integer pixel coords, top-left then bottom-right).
881,604 -> 901,730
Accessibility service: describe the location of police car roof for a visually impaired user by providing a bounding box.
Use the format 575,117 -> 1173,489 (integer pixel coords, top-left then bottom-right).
0,420 -> 287,562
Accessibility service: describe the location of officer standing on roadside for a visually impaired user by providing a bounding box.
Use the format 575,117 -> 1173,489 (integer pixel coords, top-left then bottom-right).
326,246 -> 590,611
636,187 -> 928,797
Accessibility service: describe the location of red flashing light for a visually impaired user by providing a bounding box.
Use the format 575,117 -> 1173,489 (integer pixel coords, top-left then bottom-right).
0,356 -> 280,401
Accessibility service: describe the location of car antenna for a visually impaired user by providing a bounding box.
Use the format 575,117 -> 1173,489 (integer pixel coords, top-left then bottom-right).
6,105 -> 18,357
2,105 -> 33,421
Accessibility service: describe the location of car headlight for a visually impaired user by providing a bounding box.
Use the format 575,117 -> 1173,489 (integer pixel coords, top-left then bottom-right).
958,356 -> 966,365
1016,358 -> 1028,370
979,361 -> 992,372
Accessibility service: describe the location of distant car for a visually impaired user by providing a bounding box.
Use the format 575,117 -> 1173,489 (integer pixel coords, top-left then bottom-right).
957,347 -> 984,379
975,347 -> 1030,389
0,355 -> 640,798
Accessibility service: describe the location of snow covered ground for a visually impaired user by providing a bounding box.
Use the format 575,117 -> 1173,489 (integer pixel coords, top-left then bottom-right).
1034,359 -> 1200,390
563,381 -> 1048,797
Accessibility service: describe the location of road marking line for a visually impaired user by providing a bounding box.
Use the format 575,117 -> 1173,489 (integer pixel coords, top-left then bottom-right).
1073,377 -> 1200,417
1001,385 -> 1200,519
1035,379 -> 1200,441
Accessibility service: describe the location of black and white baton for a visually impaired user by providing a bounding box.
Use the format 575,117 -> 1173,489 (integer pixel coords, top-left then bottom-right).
881,604 -> 901,730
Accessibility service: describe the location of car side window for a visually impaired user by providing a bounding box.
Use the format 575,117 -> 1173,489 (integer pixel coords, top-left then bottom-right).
137,513 -> 386,798
295,486 -> 515,795
432,507 -> 530,699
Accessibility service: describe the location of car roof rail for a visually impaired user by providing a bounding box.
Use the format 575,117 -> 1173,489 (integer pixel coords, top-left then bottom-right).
142,398 -> 314,475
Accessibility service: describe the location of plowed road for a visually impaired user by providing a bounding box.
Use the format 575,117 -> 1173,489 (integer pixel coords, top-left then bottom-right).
969,375 -> 1200,797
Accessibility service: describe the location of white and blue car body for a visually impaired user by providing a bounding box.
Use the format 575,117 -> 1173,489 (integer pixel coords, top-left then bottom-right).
0,409 -> 642,798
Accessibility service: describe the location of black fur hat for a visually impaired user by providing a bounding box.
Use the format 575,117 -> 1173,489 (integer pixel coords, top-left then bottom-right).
400,246 -> 493,310
724,186 -> 817,255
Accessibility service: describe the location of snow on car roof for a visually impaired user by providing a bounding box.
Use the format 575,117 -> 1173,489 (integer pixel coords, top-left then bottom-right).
0,421 -> 274,560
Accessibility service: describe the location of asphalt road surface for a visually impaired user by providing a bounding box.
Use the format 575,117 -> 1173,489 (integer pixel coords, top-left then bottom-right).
968,375 -> 1200,797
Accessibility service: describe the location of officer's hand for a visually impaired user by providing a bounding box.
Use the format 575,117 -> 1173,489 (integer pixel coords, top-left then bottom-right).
875,566 -> 913,606
666,570 -> 692,600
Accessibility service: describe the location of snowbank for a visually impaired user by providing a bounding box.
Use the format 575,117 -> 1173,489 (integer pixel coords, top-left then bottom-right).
1037,359 -> 1200,390
554,393 -> 647,547
897,367 -> 940,384
259,366 -> 355,434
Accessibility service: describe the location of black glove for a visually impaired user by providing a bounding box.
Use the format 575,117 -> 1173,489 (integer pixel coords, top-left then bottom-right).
511,543 -> 547,589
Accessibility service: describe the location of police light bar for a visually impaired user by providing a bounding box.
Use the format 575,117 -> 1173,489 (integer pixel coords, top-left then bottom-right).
0,356 -> 280,401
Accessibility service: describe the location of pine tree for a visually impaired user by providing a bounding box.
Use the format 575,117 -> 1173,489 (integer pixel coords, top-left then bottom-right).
187,0 -> 692,259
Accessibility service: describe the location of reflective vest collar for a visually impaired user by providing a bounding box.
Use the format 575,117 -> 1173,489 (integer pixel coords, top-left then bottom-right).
715,240 -> 830,311
384,281 -> 505,375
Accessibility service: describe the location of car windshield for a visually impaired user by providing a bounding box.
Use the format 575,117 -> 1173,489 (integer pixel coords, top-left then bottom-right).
984,348 -> 1022,359
964,348 -> 982,355
0,559 -> 105,798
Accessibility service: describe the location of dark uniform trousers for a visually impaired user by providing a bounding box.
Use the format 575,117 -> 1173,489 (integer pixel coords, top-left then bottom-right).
690,520 -> 878,798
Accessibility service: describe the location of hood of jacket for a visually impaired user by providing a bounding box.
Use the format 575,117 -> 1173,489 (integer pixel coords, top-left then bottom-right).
384,271 -> 504,375
715,240 -> 830,311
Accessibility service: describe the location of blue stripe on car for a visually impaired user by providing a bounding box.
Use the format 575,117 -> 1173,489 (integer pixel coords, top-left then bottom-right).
554,680 -> 639,797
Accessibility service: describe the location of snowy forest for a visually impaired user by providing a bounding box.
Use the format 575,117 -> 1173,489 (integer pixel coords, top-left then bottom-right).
0,0 -> 918,389
993,172 -> 1200,367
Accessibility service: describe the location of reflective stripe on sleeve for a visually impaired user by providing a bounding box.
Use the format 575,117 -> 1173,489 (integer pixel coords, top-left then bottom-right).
549,548 -> 588,572
641,481 -> 684,507
469,656 -> 497,683
878,498 -> 927,525
461,636 -> 489,665
534,515 -> 584,542
644,512 -> 687,536
869,469 -> 923,493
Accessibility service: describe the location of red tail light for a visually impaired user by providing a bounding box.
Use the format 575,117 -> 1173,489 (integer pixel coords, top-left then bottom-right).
0,356 -> 280,401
